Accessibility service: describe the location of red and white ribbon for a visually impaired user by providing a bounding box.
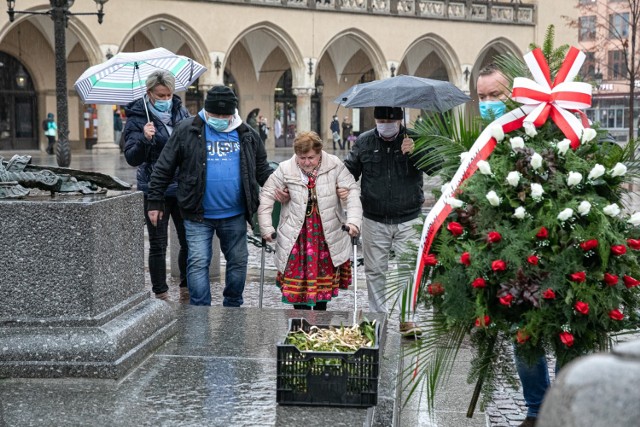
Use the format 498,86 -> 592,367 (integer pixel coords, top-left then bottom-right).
406,47 -> 593,316
511,47 -> 592,149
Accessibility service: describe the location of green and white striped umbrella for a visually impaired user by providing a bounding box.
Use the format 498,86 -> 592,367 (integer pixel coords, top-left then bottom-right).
74,47 -> 207,106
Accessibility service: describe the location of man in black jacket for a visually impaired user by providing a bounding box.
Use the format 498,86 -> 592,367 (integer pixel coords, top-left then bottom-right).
344,106 -> 436,338
147,85 -> 274,307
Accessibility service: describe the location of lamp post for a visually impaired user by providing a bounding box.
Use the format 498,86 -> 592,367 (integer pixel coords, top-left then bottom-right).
6,0 -> 108,167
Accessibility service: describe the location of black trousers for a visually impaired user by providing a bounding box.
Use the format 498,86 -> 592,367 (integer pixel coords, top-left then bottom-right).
143,195 -> 188,294
46,136 -> 55,154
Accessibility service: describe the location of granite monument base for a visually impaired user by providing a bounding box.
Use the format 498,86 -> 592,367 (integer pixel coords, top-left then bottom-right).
538,339 -> 640,427
0,192 -> 177,379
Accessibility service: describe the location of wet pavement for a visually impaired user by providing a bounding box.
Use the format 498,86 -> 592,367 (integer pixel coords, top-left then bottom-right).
2,147 -> 640,426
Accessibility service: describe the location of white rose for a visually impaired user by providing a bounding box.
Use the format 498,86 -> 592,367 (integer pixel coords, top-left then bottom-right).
581,128 -> 597,143
506,171 -> 521,187
486,190 -> 501,206
524,122 -> 538,137
460,151 -> 469,162
603,203 -> 621,217
514,206 -> 526,219
610,162 -> 627,177
510,137 -> 525,151
531,183 -> 545,200
557,208 -> 574,222
628,212 -> 640,226
557,139 -> 571,155
567,171 -> 583,187
577,201 -> 592,216
490,125 -> 505,141
477,160 -> 492,175
530,153 -> 543,169
446,197 -> 464,208
587,164 -> 605,181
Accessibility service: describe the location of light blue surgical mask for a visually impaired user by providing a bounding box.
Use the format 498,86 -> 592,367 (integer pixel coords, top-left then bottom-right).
207,117 -> 229,132
153,99 -> 172,113
479,100 -> 506,120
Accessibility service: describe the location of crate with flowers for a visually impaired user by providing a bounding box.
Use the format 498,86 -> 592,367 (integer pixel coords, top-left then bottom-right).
407,30 -> 640,414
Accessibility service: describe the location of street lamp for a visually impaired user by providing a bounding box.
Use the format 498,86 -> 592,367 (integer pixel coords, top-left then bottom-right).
6,0 -> 109,167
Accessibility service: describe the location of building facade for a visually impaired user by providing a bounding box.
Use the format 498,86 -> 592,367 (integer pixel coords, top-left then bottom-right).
0,0 -> 577,152
578,0 -> 639,142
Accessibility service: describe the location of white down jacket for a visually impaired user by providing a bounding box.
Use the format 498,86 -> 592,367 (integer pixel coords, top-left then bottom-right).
258,151 -> 362,273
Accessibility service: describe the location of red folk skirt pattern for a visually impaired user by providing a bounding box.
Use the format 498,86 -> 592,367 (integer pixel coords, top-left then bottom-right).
276,206 -> 352,307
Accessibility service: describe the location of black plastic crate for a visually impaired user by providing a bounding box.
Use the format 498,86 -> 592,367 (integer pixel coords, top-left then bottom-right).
276,318 -> 380,407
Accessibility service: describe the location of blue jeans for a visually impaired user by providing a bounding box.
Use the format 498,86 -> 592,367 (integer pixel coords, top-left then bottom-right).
183,214 -> 248,307
514,349 -> 558,418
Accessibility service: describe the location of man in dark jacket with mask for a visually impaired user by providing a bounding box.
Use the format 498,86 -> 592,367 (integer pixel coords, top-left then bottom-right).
147,85 -> 274,307
124,70 -> 190,302
344,106 -> 437,338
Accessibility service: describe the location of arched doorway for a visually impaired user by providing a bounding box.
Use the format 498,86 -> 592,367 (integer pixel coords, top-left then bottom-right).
274,69 -> 296,147
0,52 -> 37,150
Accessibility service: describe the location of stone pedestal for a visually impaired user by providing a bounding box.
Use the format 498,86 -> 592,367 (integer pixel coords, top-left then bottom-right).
0,192 -> 177,379
538,339 -> 640,427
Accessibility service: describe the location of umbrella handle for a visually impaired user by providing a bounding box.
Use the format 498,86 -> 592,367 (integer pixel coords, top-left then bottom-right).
134,62 -> 151,123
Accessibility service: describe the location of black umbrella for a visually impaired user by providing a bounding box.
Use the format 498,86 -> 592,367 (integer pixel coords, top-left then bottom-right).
334,75 -> 470,112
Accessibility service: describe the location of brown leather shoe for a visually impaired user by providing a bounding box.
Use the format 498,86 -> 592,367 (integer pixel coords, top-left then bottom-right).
179,287 -> 190,303
154,291 -> 170,301
399,322 -> 423,339
518,417 -> 537,427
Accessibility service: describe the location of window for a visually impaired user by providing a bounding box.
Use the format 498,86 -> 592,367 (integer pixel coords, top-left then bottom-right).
609,13 -> 629,38
608,50 -> 628,79
579,16 -> 596,41
581,52 -> 596,80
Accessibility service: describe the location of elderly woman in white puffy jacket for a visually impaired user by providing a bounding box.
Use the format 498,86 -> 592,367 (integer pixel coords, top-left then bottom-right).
258,131 -> 362,310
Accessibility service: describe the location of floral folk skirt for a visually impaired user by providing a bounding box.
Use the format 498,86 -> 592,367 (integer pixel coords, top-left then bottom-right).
276,208 -> 351,307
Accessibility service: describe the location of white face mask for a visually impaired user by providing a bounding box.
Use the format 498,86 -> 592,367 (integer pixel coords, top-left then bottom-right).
376,122 -> 400,139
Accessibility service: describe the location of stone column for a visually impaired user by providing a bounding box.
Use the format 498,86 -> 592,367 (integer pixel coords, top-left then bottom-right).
293,87 -> 314,133
93,104 -> 118,151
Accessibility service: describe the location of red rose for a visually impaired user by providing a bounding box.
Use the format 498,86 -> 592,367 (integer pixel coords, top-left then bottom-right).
542,288 -> 556,299
569,272 -> 586,282
623,275 -> 640,288
579,239 -> 598,251
488,231 -> 502,243
427,282 -> 445,296
608,309 -> 624,321
627,239 -> 640,250
472,278 -> 486,288
527,255 -> 539,265
559,331 -> 574,347
447,222 -> 464,236
574,301 -> 589,315
499,294 -> 514,306
475,315 -> 491,328
611,245 -> 627,256
424,253 -> 438,266
460,252 -> 471,266
603,273 -> 619,286
536,226 -> 549,239
491,260 -> 507,271
516,329 -> 530,344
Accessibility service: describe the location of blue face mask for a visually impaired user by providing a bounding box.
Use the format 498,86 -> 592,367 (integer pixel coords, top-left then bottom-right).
207,117 -> 229,132
153,99 -> 172,112
479,100 -> 506,120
